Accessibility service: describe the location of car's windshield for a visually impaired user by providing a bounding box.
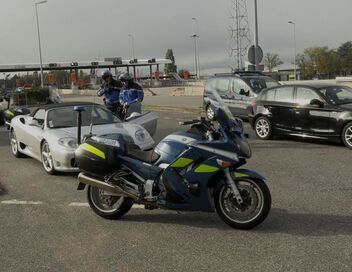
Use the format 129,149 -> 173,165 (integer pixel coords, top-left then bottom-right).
46,105 -> 120,129
244,77 -> 280,93
318,86 -> 352,105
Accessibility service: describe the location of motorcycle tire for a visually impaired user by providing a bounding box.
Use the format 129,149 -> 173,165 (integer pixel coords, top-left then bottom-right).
214,178 -> 271,230
87,185 -> 134,219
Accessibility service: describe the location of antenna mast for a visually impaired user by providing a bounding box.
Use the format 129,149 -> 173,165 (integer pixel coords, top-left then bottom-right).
228,0 -> 251,70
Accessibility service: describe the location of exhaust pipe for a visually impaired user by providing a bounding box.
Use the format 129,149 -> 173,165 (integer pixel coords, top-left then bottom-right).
78,172 -> 139,200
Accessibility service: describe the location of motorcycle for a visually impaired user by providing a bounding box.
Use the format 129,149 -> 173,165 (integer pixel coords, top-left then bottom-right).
1,86 -> 61,128
75,90 -> 271,229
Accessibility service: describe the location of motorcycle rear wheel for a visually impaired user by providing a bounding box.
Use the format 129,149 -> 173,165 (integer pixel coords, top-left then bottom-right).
215,178 -> 271,230
87,185 -> 134,219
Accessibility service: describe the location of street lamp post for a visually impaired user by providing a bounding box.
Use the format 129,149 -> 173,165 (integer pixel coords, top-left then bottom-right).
191,34 -> 199,80
254,0 -> 259,70
192,17 -> 200,79
288,21 -> 297,80
35,0 -> 48,88
128,34 -> 135,60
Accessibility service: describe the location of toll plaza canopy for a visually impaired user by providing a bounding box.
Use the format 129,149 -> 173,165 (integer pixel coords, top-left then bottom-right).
0,58 -> 171,79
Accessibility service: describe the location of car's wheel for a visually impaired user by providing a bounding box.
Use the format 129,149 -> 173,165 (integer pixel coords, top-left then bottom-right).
254,116 -> 272,140
87,185 -> 134,219
342,122 -> 352,149
41,141 -> 57,175
10,130 -> 24,158
206,104 -> 215,120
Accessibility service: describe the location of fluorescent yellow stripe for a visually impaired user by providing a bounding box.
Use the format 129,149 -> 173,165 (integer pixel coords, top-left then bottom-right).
234,172 -> 249,178
5,110 -> 14,117
171,157 -> 193,168
81,143 -> 105,159
194,164 -> 219,173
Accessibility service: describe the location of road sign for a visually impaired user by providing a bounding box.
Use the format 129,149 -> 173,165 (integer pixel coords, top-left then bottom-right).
248,45 -> 263,65
104,57 -> 122,63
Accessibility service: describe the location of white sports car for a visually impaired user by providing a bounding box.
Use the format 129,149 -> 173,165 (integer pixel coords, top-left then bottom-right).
9,102 -> 158,174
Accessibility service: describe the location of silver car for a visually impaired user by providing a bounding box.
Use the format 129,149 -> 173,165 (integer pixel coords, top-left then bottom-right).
9,102 -> 158,174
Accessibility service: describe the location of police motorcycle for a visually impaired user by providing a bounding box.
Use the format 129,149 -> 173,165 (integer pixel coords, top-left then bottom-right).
2,87 -> 61,128
75,90 -> 271,229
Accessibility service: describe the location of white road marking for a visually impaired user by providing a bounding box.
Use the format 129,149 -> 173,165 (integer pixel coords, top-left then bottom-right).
1,199 -> 43,205
1,200 -> 146,209
68,202 -> 145,209
68,202 -> 89,207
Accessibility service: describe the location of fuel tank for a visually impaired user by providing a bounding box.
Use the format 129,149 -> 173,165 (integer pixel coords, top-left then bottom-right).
154,131 -> 202,165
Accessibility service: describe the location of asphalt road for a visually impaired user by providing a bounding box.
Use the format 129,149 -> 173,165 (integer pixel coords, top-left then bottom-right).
0,111 -> 351,272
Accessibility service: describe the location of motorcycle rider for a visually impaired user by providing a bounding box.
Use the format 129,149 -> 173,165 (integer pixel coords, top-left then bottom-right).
97,70 -> 123,113
118,72 -> 144,119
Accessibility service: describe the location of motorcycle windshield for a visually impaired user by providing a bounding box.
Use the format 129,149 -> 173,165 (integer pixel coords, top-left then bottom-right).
210,89 -> 252,158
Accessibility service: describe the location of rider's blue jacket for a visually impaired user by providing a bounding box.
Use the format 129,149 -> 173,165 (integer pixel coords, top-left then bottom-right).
119,82 -> 144,105
97,79 -> 122,105
119,88 -> 144,105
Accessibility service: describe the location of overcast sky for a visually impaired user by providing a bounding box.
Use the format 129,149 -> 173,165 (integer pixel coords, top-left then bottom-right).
1,0 -> 351,75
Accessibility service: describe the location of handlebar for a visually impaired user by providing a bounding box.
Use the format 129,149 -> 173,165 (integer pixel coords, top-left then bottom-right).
179,119 -> 201,126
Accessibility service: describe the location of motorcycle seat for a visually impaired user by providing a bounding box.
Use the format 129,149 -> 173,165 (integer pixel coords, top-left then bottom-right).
126,144 -> 160,164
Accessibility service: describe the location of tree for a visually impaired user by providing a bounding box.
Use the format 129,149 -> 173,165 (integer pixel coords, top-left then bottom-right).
337,41 -> 352,75
178,69 -> 190,79
263,53 -> 283,72
297,46 -> 339,79
164,49 -> 177,74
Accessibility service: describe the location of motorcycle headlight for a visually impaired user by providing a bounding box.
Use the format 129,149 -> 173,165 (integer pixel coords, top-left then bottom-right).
58,137 -> 78,148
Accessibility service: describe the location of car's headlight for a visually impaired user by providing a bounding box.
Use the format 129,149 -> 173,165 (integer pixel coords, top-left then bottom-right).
135,129 -> 146,142
58,137 -> 78,148
90,136 -> 120,147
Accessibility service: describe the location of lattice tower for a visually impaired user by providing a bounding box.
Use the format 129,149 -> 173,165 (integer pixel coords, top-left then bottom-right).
228,0 -> 251,70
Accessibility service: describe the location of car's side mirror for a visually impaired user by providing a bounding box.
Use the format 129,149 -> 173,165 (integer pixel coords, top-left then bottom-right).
239,89 -> 250,96
310,99 -> 324,108
29,119 -> 41,127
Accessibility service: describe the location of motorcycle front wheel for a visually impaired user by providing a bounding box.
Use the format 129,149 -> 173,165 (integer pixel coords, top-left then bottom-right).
87,185 -> 134,219
214,178 -> 271,230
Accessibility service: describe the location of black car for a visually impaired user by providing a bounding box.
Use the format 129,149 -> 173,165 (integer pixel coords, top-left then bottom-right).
249,83 -> 352,148
203,71 -> 280,120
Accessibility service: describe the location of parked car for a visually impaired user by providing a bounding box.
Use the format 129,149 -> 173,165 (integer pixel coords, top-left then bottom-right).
203,71 -> 280,120
249,83 -> 352,148
9,102 -> 158,174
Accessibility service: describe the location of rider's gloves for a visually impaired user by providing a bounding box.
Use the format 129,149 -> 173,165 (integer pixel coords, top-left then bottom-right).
97,88 -> 105,97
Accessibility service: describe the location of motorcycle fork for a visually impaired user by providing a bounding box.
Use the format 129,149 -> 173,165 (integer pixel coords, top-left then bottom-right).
224,168 -> 243,204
